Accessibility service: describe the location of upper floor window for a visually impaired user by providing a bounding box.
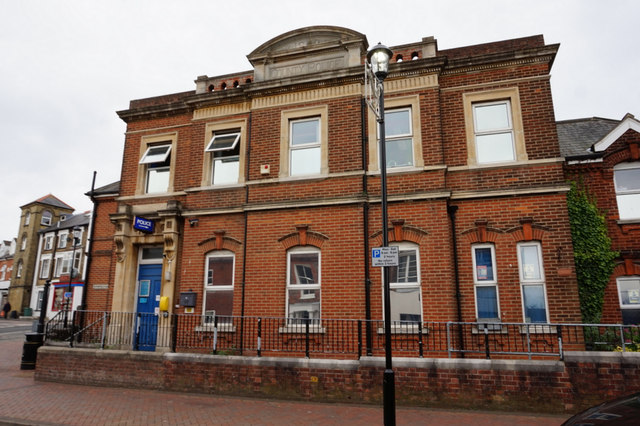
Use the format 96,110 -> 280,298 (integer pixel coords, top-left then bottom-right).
473,101 -> 515,164
16,260 -> 23,278
280,106 -> 328,178
614,162 -> 640,221
382,108 -> 414,169
290,118 -> 321,176
39,258 -> 51,279
44,235 -> 53,251
58,232 -> 68,249
518,242 -> 548,323
387,243 -> 422,325
20,235 -> 27,251
0,265 -> 6,281
206,132 -> 240,185
41,210 -> 52,226
463,88 -> 527,166
24,212 -> 30,226
286,247 -> 321,323
472,244 -> 500,321
140,144 -> 171,194
204,251 -> 235,324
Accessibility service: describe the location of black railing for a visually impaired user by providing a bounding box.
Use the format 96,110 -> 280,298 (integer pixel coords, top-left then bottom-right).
45,311 -> 640,360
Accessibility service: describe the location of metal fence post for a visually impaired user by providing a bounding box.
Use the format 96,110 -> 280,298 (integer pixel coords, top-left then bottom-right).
557,325 -> 564,361
418,322 -> 423,358
305,319 -> 310,359
484,324 -> 490,359
446,322 -> 452,358
213,315 -> 218,354
101,312 -> 108,349
69,310 -> 77,347
171,313 -> 178,353
257,317 -> 262,357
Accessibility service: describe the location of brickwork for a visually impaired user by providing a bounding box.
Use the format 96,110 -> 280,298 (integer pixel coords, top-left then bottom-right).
35,346 -> 640,414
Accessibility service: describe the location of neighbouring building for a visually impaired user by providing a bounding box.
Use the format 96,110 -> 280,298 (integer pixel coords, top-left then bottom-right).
560,113 -> 640,324
84,26 -> 583,351
0,239 -> 15,310
9,195 -> 74,315
29,212 -> 91,319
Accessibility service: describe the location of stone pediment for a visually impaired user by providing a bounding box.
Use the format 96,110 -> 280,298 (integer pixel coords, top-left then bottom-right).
247,26 -> 368,82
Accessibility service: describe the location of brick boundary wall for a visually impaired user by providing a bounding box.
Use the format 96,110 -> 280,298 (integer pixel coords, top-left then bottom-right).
35,347 -> 640,414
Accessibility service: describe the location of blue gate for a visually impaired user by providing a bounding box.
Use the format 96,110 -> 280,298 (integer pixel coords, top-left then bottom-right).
135,264 -> 161,351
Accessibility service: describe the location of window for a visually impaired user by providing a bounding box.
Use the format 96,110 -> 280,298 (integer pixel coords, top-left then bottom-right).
140,144 -> 171,194
463,88 -> 527,166
367,95 -> 423,172
20,235 -> 27,251
614,163 -> 640,221
40,258 -> 51,279
44,235 -> 53,251
206,132 -> 240,185
618,277 -> 640,308
41,210 -> 52,226
472,101 -> 515,164
0,265 -> 5,281
54,255 -> 70,277
24,212 -> 30,226
387,244 -> 422,325
472,244 -> 500,321
381,108 -> 414,169
73,251 -> 81,271
518,242 -> 548,323
58,232 -> 68,249
16,261 -> 22,278
36,290 -> 44,311
287,248 -> 321,323
280,106 -> 328,178
290,118 -> 321,176
203,252 -> 234,324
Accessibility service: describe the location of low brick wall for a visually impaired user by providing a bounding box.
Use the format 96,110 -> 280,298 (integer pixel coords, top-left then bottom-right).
35,347 -> 640,413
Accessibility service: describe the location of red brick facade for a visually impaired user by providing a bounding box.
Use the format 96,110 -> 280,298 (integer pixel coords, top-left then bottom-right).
85,26 -> 582,337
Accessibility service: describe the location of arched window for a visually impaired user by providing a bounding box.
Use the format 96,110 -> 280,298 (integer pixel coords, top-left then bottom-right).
472,244 -> 500,321
16,261 -> 23,278
203,250 -> 235,324
24,211 -> 30,226
286,247 -> 321,324
517,242 -> 548,323
41,210 -> 52,226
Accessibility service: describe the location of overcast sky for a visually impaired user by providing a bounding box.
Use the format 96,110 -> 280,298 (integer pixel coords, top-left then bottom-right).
1,0 -> 638,241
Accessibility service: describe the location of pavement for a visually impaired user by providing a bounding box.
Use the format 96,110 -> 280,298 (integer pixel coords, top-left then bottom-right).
0,318 -> 571,425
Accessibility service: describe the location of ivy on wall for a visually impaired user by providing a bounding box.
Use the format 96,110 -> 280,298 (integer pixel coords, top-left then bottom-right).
567,182 -> 618,323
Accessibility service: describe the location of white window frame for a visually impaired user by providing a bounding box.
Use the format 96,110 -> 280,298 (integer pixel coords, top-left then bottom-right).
280,106 -> 328,179
39,257 -> 51,279
471,244 -> 501,321
140,144 -> 172,194
203,251 -> 235,324
20,235 -> 27,251
289,117 -> 321,177
0,265 -> 6,281
41,210 -> 52,226
136,133 -> 177,196
58,232 -> 68,249
385,243 -> 422,327
613,162 -> 640,221
286,247 -> 321,324
472,100 -> 515,164
206,131 -> 241,186
16,261 -> 23,278
517,242 -> 549,324
44,234 -> 54,251
24,212 -> 30,226
379,107 -> 414,169
617,277 -> 640,309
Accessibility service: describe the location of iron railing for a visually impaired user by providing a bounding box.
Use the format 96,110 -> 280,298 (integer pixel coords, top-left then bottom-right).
45,311 -> 640,360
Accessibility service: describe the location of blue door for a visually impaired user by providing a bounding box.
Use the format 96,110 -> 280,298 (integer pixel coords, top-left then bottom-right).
135,264 -> 162,351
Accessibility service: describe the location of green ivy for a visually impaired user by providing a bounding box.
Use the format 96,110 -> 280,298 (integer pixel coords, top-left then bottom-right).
567,182 -> 618,323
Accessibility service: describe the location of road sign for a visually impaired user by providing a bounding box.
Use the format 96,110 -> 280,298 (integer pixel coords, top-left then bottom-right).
64,292 -> 73,299
372,246 -> 399,267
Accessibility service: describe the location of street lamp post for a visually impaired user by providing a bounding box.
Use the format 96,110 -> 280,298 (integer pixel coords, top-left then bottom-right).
63,226 -> 80,329
366,42 -> 396,426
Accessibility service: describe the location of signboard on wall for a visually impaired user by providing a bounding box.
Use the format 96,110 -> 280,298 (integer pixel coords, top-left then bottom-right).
134,216 -> 154,233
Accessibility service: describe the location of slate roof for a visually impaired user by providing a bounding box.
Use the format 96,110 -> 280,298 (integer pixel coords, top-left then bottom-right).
39,212 -> 91,234
87,181 -> 120,197
557,117 -> 620,158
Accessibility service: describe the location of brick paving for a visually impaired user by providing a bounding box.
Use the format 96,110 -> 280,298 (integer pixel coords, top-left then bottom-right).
0,328 -> 570,425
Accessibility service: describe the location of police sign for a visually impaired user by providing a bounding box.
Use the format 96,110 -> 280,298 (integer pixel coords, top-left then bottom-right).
371,246 -> 399,267
133,216 -> 154,233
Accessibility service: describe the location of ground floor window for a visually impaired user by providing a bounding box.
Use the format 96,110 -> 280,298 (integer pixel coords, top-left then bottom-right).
618,277 -> 640,324
472,244 -> 500,321
387,243 -> 422,325
518,242 -> 548,323
287,247 -> 321,324
203,251 -> 234,324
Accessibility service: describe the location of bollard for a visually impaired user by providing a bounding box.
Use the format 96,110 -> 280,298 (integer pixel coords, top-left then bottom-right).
20,332 -> 44,370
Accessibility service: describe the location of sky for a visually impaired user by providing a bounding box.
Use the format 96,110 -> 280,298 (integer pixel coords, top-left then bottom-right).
1,0 -> 638,241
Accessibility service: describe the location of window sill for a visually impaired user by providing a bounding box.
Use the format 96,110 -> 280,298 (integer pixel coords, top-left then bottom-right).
195,324 -> 236,333
278,325 -> 325,334
185,183 -> 245,193
519,324 -> 556,334
376,325 -> 427,335
117,191 -> 187,201
367,166 -> 423,176
472,323 -> 508,334
278,174 -> 329,184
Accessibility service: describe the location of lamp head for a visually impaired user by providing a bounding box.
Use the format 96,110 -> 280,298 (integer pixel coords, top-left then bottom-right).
367,43 -> 393,81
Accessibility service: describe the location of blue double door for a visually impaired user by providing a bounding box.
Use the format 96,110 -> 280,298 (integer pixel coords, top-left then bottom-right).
135,264 -> 162,351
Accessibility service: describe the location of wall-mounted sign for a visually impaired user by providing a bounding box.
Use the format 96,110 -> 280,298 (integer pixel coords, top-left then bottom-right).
134,216 -> 154,233
372,246 -> 399,267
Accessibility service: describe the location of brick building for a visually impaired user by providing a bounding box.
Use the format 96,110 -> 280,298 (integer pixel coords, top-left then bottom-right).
0,239 -> 15,310
560,113 -> 640,324
85,26 -> 582,350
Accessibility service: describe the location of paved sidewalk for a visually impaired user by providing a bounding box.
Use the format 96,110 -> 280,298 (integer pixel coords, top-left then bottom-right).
0,338 -> 570,425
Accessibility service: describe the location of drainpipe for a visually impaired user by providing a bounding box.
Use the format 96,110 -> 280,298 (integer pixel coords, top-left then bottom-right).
361,98 -> 372,355
81,171 -> 98,312
447,203 -> 465,357
240,112 -> 252,355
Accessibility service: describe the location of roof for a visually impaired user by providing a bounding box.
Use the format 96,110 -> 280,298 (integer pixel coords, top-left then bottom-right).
556,117 -> 620,158
86,181 -> 120,197
40,212 -> 91,234
20,194 -> 74,210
